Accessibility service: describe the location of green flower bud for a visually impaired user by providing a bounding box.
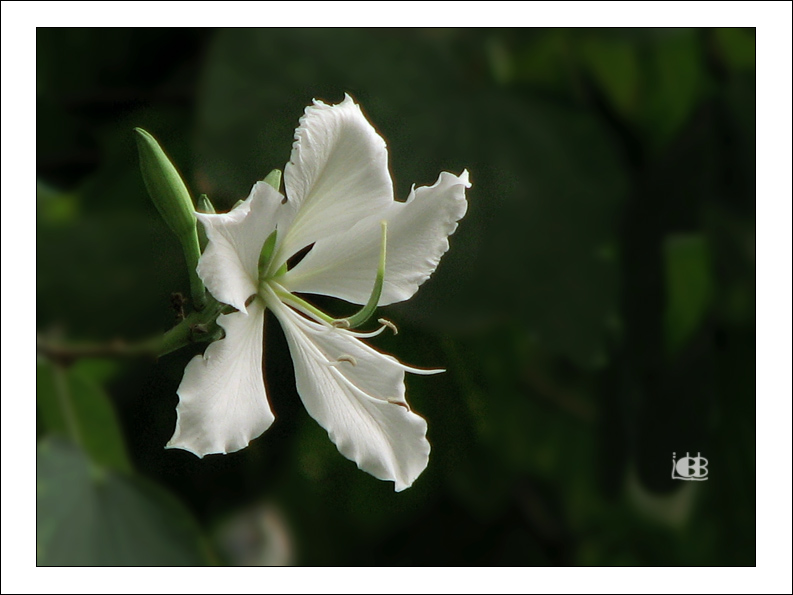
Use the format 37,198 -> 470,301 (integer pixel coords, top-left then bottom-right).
134,128 -> 196,238
134,128 -> 205,309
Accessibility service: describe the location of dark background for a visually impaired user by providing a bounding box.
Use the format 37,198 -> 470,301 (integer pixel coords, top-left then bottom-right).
36,28 -> 755,566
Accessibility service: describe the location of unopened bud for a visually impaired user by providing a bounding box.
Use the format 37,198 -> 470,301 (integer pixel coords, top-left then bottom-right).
134,128 -> 205,308
134,128 -> 196,239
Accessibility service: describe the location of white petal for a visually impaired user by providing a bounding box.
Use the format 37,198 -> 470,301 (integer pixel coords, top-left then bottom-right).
281,170 -> 470,306
267,294 -> 430,491
196,181 -> 283,312
276,95 -> 394,268
167,299 -> 273,457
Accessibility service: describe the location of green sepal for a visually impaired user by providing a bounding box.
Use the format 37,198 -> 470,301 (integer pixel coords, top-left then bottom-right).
258,229 -> 278,282
196,193 -> 216,214
263,169 -> 282,192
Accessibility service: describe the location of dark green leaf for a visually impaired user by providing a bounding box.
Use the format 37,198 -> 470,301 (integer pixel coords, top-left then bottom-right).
713,28 -> 755,73
36,438 -> 212,566
663,234 -> 712,356
639,30 -> 707,150
579,35 -> 640,119
36,358 -> 131,473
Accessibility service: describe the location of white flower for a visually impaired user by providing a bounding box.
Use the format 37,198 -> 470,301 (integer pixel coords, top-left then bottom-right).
167,95 -> 470,491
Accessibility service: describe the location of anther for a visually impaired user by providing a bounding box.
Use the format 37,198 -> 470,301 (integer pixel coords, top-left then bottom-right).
378,318 -> 398,335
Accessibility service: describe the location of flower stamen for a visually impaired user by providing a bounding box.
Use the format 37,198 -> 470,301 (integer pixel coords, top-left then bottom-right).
336,220 -> 387,329
377,318 -> 398,335
270,221 -> 388,331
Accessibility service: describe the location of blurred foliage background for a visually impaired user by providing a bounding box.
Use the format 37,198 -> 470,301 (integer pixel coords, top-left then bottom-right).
36,28 -> 755,566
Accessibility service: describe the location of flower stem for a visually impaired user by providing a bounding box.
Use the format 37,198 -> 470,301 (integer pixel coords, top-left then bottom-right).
37,299 -> 227,364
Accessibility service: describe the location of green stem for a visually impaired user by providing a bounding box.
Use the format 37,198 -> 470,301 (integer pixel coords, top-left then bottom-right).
156,300 -> 223,356
37,299 -> 226,364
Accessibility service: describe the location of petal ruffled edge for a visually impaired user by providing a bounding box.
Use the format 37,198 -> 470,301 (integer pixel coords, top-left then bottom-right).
196,181 -> 283,313
167,298 -> 273,457
276,94 -> 395,269
265,290 -> 431,491
280,170 -> 471,306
